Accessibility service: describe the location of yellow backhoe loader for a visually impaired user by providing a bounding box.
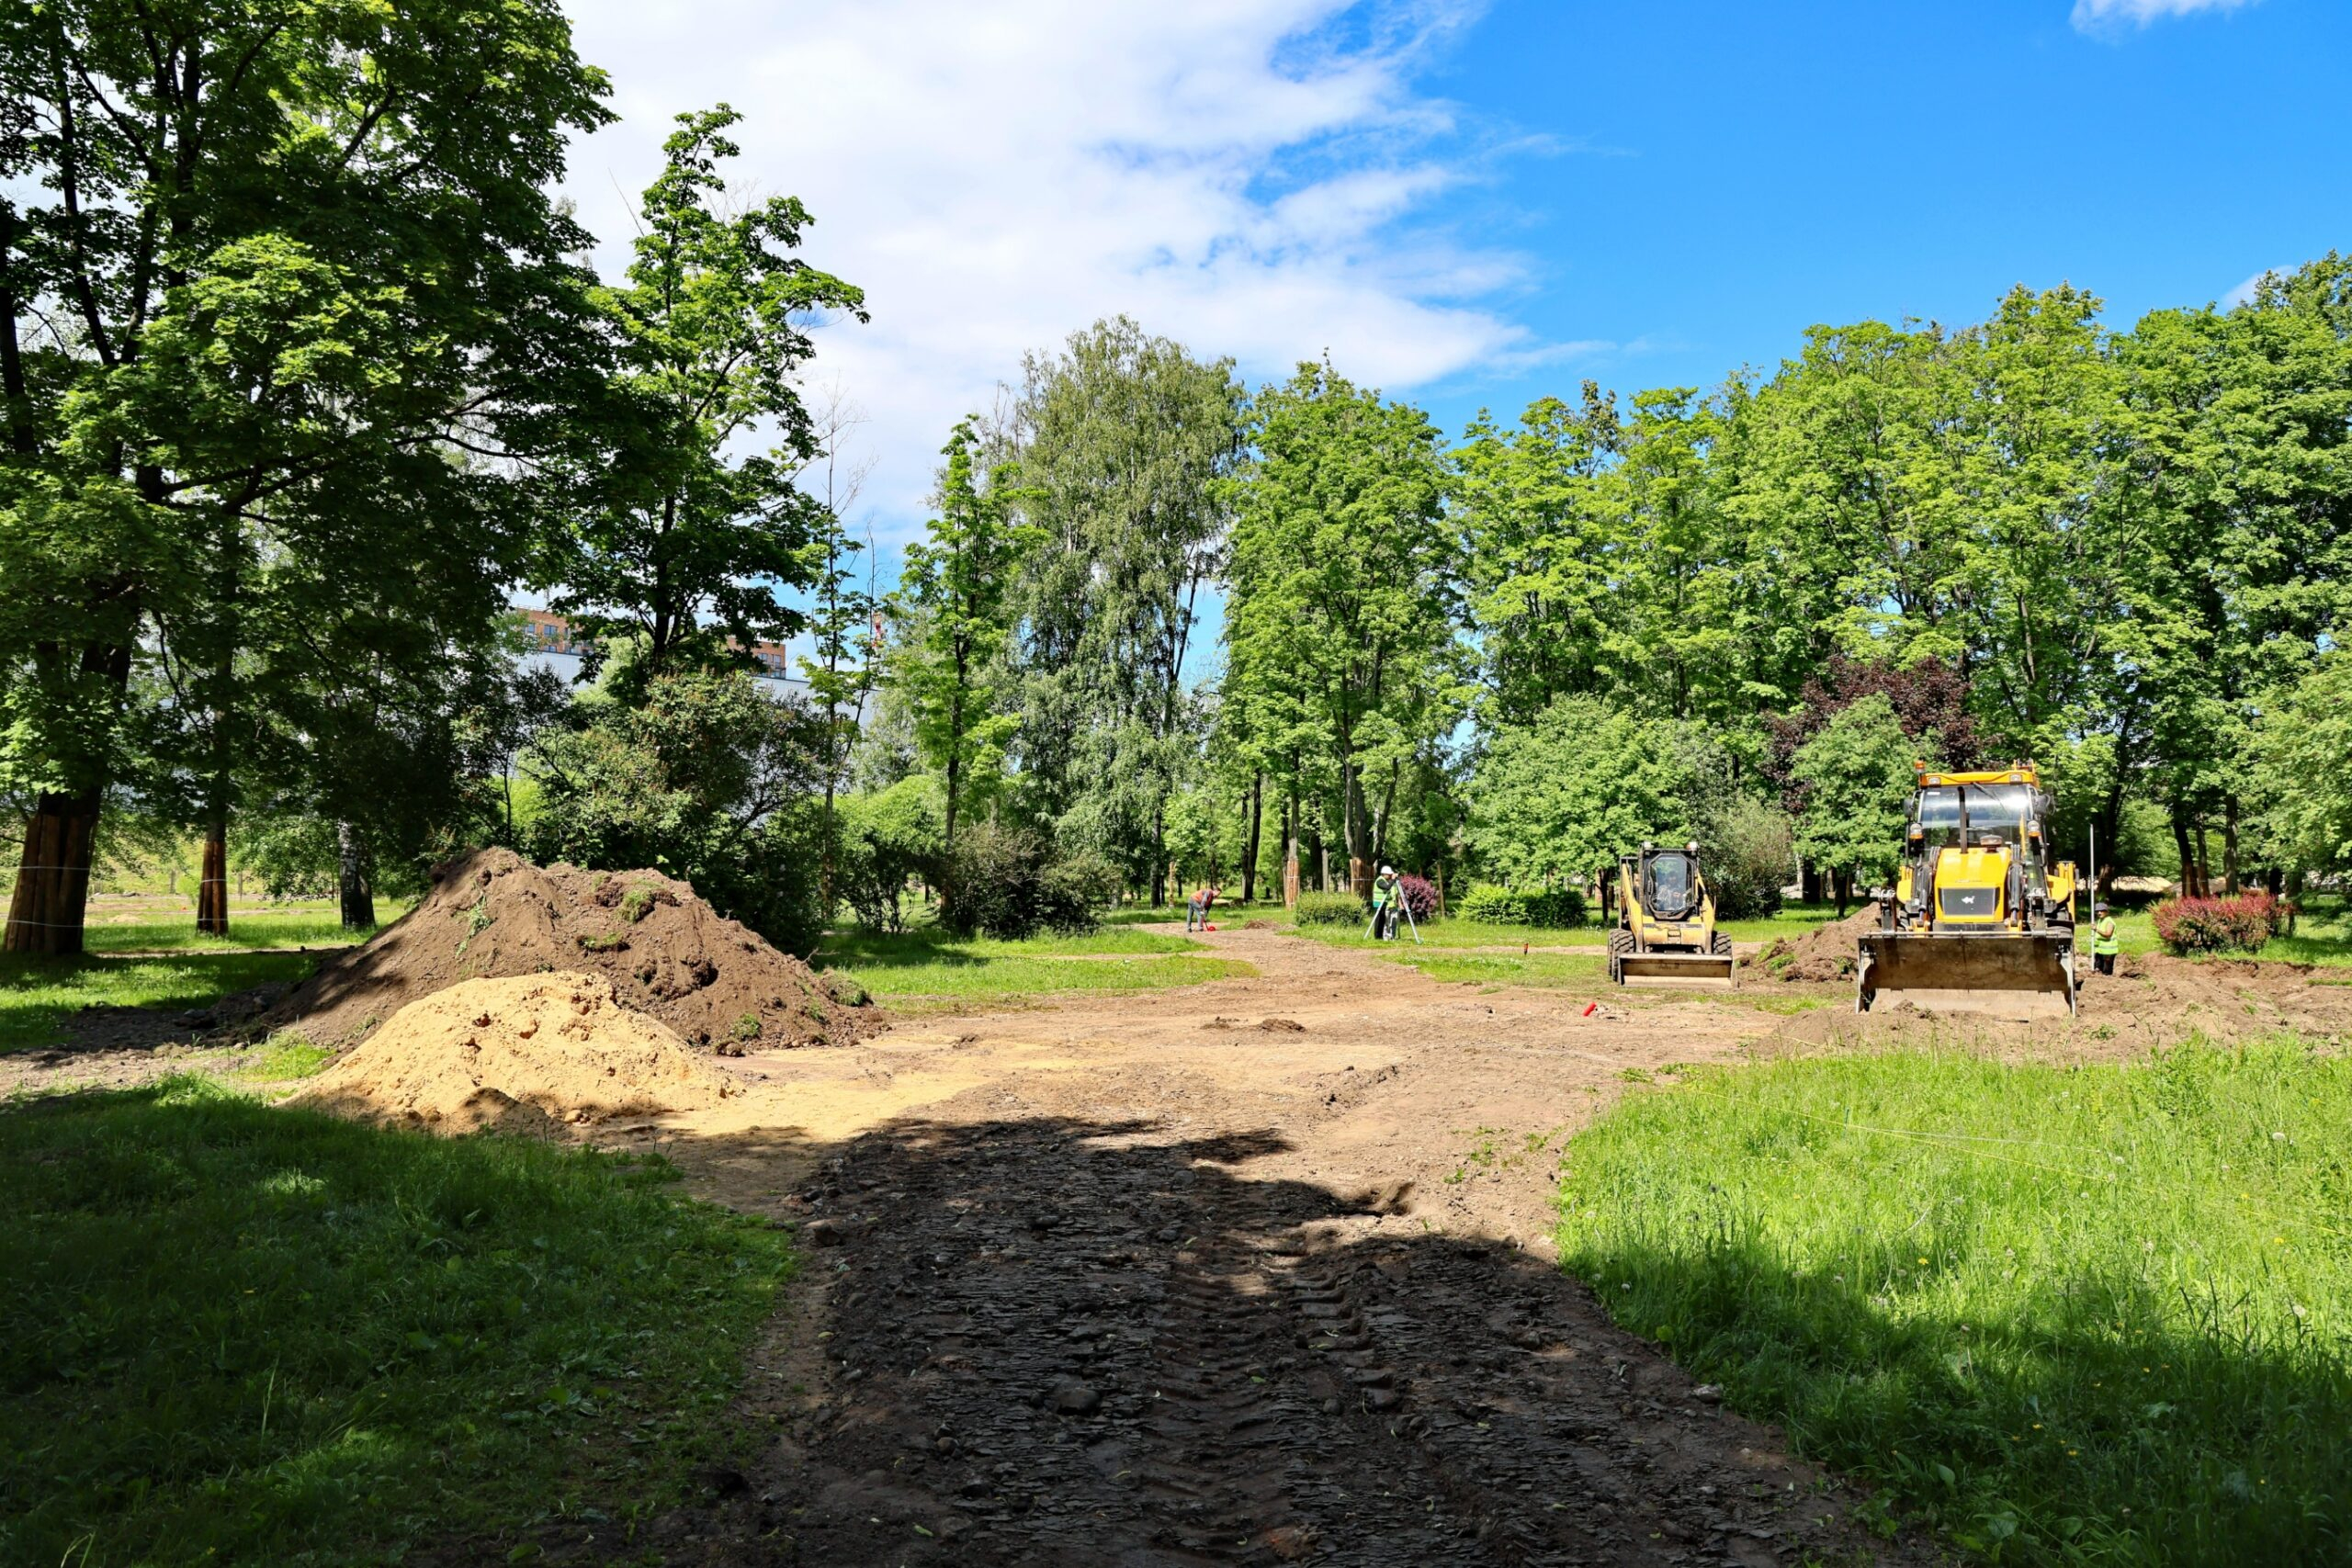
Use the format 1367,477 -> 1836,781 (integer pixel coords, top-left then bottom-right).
1856,762 -> 2079,1019
1609,841 -> 1736,989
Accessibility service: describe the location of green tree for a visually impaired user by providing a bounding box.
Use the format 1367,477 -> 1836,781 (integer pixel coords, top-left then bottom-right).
523,668 -> 826,947
892,420 -> 1035,874
795,387 -> 878,918
549,105 -> 865,682
2249,660 -> 2352,876
1790,694 -> 1921,910
1011,318 -> 1240,901
1465,696 -> 1693,897
0,0 -> 610,953
1451,386 -> 1619,725
2109,256 -> 2352,894
1224,361 -> 1465,898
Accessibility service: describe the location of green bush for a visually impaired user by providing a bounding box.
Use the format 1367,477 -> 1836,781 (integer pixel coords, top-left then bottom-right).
1699,796 -> 1792,919
1457,882 -> 1587,928
523,669 -> 824,950
940,821 -> 1102,939
1294,891 -> 1366,926
835,776 -> 944,932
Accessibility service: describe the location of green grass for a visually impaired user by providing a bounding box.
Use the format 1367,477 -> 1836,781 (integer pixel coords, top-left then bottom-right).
821,922 -> 1205,964
78,900 -> 407,953
1292,903 -> 1845,951
0,951 -> 325,1054
836,953 -> 1254,1007
1715,904 -> 1846,942
1385,951 -> 1609,988
0,1078 -> 792,1567
816,919 -> 1251,1007
1556,1040 -> 2352,1564
1291,914 -> 1600,949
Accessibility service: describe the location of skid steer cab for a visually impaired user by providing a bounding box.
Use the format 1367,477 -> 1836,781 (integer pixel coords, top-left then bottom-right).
1856,762 -> 2079,1019
1609,841 -> 1736,989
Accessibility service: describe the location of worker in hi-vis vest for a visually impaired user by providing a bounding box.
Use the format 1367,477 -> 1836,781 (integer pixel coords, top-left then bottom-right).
2092,902 -> 2120,976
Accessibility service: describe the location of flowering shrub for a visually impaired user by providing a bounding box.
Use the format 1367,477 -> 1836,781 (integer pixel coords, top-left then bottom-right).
2152,892 -> 2278,955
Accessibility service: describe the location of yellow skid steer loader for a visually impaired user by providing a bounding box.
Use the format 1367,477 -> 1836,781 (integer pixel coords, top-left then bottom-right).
1856,763 -> 2079,1019
1609,841 -> 1736,989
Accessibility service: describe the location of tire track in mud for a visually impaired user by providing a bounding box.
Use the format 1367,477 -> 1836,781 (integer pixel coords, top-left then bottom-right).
644,1115 -> 1916,1567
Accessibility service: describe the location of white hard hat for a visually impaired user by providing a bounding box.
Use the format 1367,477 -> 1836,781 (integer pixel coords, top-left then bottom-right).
1381,865 -> 1394,875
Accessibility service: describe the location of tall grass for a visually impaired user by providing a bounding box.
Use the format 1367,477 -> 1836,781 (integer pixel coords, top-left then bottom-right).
1556,1041 -> 2352,1564
0,1081 -> 792,1565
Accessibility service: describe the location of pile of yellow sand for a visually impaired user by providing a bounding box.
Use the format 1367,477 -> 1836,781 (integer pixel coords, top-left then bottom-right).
288,972 -> 736,1135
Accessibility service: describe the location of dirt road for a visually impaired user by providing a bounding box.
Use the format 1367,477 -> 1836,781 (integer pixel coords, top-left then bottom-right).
599,928 -> 1924,1567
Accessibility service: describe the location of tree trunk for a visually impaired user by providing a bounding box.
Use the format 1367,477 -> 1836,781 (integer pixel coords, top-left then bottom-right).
1283,792 -> 1300,909
5,790 -> 101,955
1151,800 -> 1167,908
1241,773 -> 1262,904
196,821 -> 229,935
336,820 -> 374,931
1832,868 -> 1850,918
1802,863 -> 1824,905
2171,807 -> 2199,897
2193,820 -> 2213,899
2222,795 -> 2241,895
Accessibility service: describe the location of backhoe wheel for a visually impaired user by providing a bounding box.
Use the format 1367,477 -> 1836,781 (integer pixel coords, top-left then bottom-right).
1608,928 -> 1632,986
1711,931 -> 1732,957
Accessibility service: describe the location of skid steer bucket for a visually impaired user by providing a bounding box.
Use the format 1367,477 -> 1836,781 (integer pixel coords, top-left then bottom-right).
1855,931 -> 2076,1020
1612,952 -> 1737,990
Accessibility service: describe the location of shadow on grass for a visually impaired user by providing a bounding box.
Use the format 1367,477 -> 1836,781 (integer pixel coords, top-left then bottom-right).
0,950 -> 323,1054
0,1080 -> 789,1566
1561,1231 -> 2352,1564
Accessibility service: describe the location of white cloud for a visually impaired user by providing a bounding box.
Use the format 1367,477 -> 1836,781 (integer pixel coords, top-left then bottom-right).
557,0 -> 1548,535
2071,0 -> 2259,32
2223,266 -> 2284,308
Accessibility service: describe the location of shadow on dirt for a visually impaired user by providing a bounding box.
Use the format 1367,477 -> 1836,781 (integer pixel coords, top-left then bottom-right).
578,1113 -> 1920,1568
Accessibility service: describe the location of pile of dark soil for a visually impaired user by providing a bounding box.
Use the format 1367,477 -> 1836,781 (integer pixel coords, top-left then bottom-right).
266,848 -> 874,1053
1747,903 -> 1883,982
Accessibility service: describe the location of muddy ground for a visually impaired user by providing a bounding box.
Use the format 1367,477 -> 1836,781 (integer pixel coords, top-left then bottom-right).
19,923 -> 2352,1564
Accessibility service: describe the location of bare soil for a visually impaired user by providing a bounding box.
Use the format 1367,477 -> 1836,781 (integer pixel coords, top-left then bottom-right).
27,918 -> 2352,1563
1746,905 -> 1883,982
262,848 -> 874,1053
518,928 -> 1935,1567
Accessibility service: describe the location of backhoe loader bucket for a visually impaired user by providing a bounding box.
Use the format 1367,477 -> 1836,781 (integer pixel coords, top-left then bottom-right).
1611,951 -> 1737,990
1855,931 -> 2076,1020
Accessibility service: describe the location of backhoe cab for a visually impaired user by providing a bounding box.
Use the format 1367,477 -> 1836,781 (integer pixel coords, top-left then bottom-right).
1609,841 -> 1736,989
1856,763 -> 2079,1018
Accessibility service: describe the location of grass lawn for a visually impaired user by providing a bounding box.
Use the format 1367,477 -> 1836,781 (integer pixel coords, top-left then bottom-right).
1291,902 -> 1846,952
0,1079 -> 791,1567
1556,1040 -> 2352,1565
816,919 -> 1254,1008
77,897 -> 409,953
0,951 -> 325,1054
1385,951 -> 1608,988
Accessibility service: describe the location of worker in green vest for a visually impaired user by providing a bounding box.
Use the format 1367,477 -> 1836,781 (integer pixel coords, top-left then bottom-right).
2092,902 -> 2120,976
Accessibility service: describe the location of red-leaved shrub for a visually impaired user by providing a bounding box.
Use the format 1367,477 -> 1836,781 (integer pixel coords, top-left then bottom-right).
1396,874 -> 1440,924
2152,892 -> 2278,955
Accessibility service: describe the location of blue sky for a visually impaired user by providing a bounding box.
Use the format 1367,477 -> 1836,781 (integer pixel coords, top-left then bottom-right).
554,0 -> 2348,659
1399,0 -> 2351,439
